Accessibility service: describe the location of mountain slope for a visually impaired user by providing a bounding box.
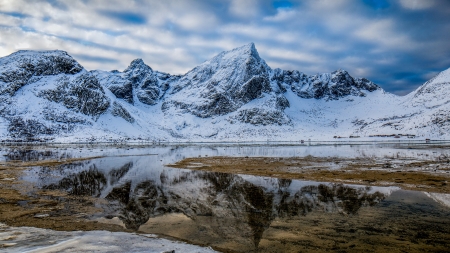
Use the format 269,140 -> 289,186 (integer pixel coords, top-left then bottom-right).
408,67 -> 450,109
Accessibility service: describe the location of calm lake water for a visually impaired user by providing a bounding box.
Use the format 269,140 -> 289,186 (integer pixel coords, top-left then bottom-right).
3,143 -> 450,252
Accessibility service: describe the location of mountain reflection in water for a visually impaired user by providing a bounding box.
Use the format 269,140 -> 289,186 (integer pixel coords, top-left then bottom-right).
28,156 -> 390,248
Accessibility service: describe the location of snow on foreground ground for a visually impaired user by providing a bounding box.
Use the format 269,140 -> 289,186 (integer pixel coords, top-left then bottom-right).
0,223 -> 216,253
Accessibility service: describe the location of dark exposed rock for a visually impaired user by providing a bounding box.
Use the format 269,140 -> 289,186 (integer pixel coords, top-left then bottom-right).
91,70 -> 134,104
93,59 -> 176,106
231,108 -> 291,126
111,102 -> 135,123
39,73 -> 110,118
108,80 -> 134,104
42,105 -> 90,125
7,117 -> 55,139
276,96 -> 290,110
272,69 -> 380,100
125,59 -> 161,105
355,77 -> 379,92
136,80 -> 160,105
196,92 -> 235,117
235,76 -> 271,104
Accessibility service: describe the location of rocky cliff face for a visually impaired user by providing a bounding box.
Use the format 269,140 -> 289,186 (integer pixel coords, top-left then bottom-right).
38,73 -> 110,117
272,69 -> 380,100
93,59 -> 178,106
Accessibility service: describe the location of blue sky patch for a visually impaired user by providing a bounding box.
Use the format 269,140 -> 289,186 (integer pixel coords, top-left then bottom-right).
0,11 -> 29,18
273,0 -> 293,9
99,10 -> 147,25
363,0 -> 390,10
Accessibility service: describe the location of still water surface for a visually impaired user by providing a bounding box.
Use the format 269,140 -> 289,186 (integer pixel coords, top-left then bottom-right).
5,144 -> 450,252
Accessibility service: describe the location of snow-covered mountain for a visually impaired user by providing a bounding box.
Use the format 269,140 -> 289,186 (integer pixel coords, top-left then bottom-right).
0,43 -> 449,142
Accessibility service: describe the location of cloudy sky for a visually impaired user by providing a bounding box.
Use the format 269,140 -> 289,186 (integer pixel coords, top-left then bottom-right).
0,0 -> 449,95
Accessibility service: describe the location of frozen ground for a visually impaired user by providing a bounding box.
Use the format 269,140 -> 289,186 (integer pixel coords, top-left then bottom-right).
0,223 -> 216,253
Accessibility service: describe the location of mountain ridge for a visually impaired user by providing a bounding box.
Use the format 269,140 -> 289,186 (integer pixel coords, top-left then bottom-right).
0,44 -> 448,142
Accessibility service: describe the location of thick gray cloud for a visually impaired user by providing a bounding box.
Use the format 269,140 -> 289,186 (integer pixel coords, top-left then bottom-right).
0,0 -> 449,95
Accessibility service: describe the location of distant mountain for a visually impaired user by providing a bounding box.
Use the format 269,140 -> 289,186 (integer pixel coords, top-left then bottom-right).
0,44 -> 448,142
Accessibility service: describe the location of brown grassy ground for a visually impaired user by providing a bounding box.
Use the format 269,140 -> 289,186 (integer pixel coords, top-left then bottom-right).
168,156 -> 450,193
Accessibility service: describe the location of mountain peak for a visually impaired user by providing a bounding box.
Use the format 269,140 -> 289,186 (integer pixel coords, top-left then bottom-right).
410,67 -> 450,107
332,69 -> 349,75
222,42 -> 261,62
164,42 -> 272,118
423,67 -> 450,87
0,50 -> 78,67
0,49 -> 84,96
237,42 -> 256,52
124,58 -> 152,73
9,49 -> 71,57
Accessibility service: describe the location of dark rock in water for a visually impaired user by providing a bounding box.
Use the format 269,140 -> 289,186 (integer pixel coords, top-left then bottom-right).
44,167 -> 107,197
39,73 -> 110,117
35,160 -> 387,248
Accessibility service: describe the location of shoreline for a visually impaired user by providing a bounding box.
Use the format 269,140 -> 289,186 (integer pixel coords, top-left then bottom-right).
0,139 -> 450,147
